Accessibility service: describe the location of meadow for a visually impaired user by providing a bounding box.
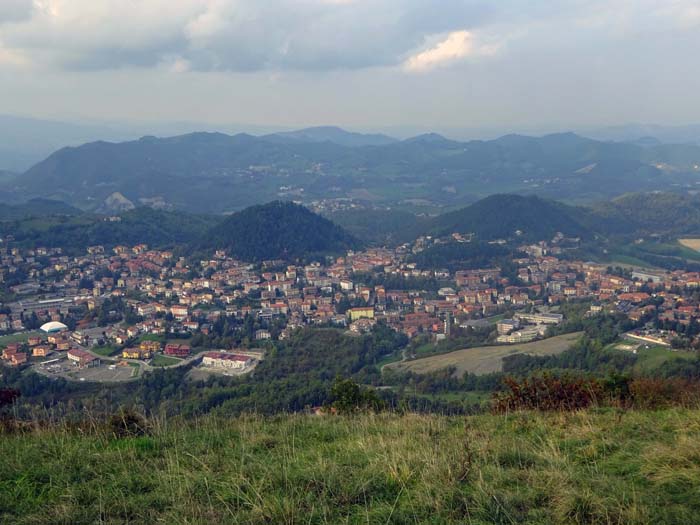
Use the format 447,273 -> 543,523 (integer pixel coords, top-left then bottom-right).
2,408 -> 700,524
387,332 -> 582,377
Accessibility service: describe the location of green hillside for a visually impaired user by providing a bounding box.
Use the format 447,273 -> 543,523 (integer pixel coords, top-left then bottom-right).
7,130 -> 700,213
203,201 -> 361,261
2,408 -> 699,524
430,194 -> 591,241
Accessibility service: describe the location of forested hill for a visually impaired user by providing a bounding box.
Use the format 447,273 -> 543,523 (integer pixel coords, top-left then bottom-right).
201,201 -> 361,261
5,129 -> 700,212
429,194 -> 591,241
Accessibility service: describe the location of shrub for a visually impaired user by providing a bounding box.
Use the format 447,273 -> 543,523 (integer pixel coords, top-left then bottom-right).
492,374 -> 602,413
628,377 -> 700,409
107,408 -> 149,438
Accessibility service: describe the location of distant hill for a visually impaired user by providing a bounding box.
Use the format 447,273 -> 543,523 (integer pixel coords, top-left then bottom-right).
429,194 -> 591,241
0,207 -> 219,252
0,198 -> 82,220
264,126 -> 397,147
202,201 -> 360,261
325,208 -> 428,245
5,130 -> 700,213
589,193 -> 700,235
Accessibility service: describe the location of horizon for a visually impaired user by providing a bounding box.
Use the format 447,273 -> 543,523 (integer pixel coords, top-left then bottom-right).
1,1 -> 699,129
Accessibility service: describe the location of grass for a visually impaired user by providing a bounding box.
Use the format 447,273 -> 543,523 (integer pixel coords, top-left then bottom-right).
388,332 -> 583,377
91,345 -> 119,357
0,331 -> 41,347
1,408 -> 700,524
633,345 -> 697,375
150,354 -> 180,367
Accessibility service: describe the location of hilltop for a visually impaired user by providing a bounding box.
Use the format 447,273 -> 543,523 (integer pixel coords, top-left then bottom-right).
2,408 -> 699,524
430,194 -> 591,241
202,201 -> 361,261
4,129 -> 700,213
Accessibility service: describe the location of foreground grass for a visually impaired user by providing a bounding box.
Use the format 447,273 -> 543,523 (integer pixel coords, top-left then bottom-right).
2,408 -> 700,524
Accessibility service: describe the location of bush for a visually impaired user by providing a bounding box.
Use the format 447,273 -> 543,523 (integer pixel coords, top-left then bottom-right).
492,374 -> 602,413
628,377 -> 700,409
107,408 -> 149,438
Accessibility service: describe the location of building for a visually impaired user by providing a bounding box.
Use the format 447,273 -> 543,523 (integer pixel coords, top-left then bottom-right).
40,321 -> 68,333
10,352 -> 27,366
515,312 -> 563,325
122,347 -> 152,360
201,352 -> 252,370
140,340 -> 162,353
70,331 -> 89,346
496,328 -> 540,344
255,329 -> 271,341
164,343 -> 190,357
348,307 -> 374,322
496,319 -> 520,335
67,348 -> 100,368
32,345 -> 51,357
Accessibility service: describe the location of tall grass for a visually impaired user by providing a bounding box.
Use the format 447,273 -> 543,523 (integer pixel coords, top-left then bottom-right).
2,408 -> 700,524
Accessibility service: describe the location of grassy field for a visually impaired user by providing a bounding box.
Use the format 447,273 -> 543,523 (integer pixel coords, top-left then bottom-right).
91,345 -> 119,357
150,354 -> 181,367
632,345 -> 697,375
2,408 -> 700,524
679,238 -> 700,251
0,331 -> 41,347
387,332 -> 583,377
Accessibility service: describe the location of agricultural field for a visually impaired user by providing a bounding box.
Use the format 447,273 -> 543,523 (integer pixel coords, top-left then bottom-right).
387,332 -> 582,377
679,238 -> 700,252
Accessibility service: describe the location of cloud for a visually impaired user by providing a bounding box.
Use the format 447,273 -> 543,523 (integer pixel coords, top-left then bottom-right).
0,0 -> 33,23
0,0 -> 490,72
0,0 -> 696,74
403,30 -> 499,73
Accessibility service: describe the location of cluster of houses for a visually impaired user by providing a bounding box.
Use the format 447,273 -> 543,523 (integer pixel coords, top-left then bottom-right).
5,233 -> 700,364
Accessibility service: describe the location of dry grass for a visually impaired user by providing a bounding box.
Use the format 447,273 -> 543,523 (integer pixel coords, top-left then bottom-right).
2,407 -> 700,524
679,238 -> 700,251
388,332 -> 583,377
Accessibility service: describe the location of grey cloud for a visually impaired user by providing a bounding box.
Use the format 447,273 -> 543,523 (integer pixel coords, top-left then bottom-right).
0,0 -> 493,72
0,0 -> 33,23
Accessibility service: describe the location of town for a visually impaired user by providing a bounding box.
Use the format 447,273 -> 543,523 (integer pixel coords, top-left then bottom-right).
1,229 -> 697,383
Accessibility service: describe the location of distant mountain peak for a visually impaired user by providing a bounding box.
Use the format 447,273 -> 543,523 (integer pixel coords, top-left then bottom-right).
264,126 -> 397,147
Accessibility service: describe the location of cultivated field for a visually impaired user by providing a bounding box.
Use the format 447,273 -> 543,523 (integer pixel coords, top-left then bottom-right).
679,238 -> 700,251
388,332 -> 583,376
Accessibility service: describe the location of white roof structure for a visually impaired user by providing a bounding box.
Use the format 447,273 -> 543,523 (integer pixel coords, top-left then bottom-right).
40,321 -> 68,333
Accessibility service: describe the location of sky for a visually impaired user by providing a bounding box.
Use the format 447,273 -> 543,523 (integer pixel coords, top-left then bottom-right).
0,0 -> 699,133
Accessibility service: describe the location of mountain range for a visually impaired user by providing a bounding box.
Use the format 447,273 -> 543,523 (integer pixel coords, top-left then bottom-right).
3,127 -> 700,214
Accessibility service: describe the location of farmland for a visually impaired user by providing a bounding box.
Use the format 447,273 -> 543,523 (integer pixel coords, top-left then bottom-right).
679,238 -> 700,252
387,332 -> 583,376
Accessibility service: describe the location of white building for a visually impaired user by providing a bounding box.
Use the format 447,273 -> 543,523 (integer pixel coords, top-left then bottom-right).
202,352 -> 252,369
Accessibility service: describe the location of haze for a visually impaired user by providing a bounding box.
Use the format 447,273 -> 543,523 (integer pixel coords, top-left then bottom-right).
1,0 -> 699,132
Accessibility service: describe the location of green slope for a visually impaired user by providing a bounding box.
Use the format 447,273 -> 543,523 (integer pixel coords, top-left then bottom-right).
2,408 -> 699,524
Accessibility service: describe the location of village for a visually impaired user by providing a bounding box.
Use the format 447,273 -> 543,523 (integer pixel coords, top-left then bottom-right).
1,233 -> 698,382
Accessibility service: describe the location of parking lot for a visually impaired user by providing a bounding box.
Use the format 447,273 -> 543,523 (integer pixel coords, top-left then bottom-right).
34,358 -> 140,382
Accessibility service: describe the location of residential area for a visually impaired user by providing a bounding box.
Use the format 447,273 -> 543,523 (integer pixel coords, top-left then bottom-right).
2,232 -> 700,383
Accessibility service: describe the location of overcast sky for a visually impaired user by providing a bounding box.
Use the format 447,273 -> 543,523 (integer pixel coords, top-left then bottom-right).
1,0 -> 699,132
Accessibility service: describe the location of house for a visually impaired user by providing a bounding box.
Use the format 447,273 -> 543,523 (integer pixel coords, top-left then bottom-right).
202,352 -> 252,370
122,347 -> 152,360
255,329 -> 271,341
164,343 -> 190,357
171,305 -> 189,321
348,307 -> 374,321
140,340 -> 162,353
2,346 -> 18,360
32,345 -> 51,357
10,352 -> 27,366
67,348 -> 99,368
